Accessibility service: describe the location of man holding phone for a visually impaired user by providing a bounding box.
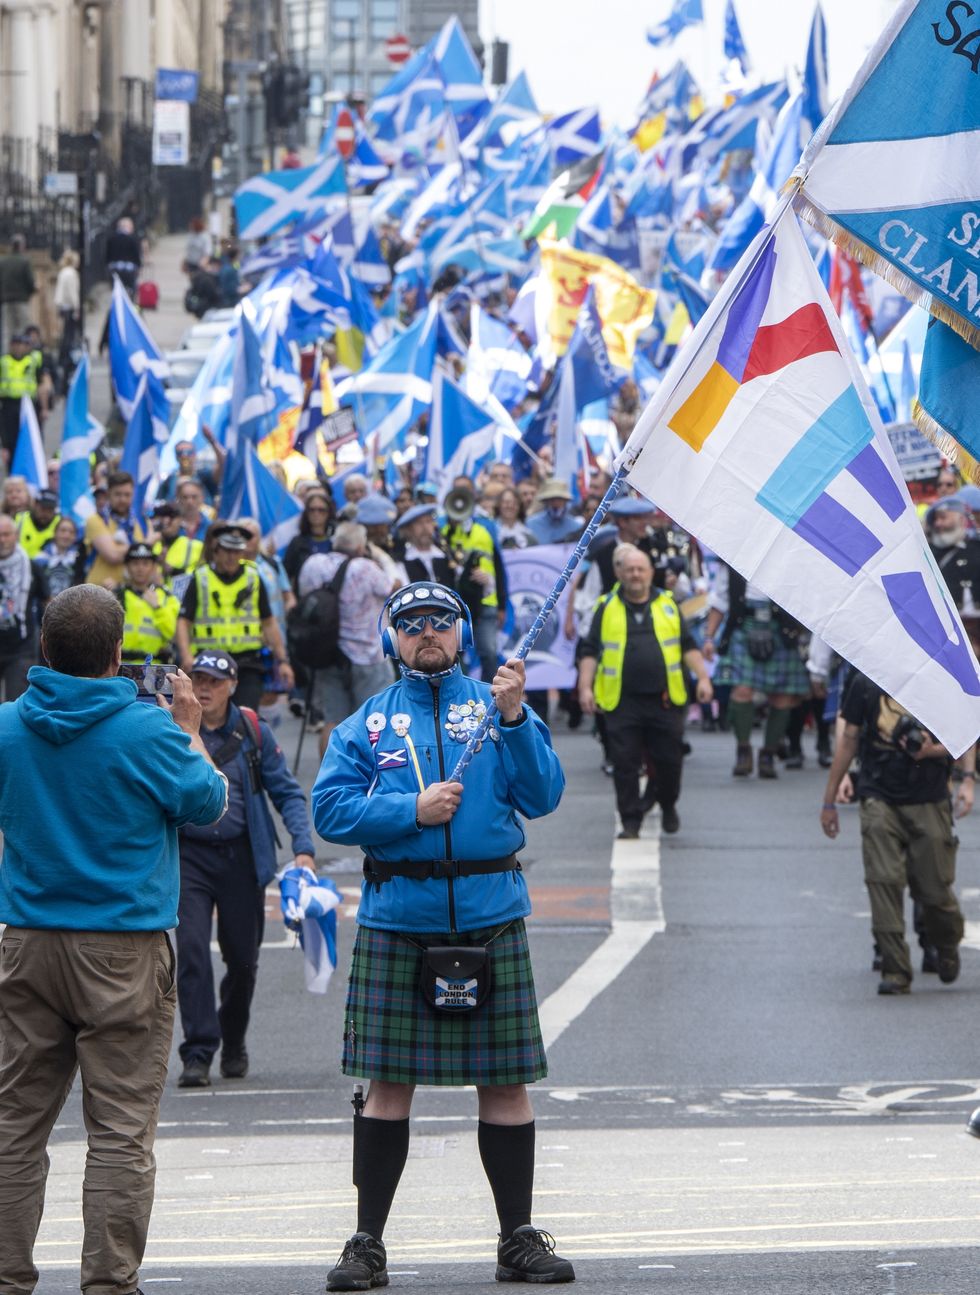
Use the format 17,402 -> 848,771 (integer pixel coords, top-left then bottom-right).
0,585 -> 228,1295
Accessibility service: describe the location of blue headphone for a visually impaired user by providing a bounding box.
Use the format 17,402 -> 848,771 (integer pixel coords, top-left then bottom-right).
379,582 -> 473,660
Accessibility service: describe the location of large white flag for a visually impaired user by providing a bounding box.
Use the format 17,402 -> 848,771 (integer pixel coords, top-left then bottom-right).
620,208 -> 980,756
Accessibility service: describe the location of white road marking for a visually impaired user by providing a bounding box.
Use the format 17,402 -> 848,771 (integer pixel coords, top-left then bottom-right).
537,817 -> 665,1050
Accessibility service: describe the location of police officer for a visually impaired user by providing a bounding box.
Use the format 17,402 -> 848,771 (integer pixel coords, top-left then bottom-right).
442,492 -> 508,683
151,501 -> 203,589
119,542 -> 181,663
313,581 -> 574,1290
15,488 -> 60,558
578,545 -> 713,837
177,650 -> 315,1088
0,333 -> 40,467
175,523 -> 295,710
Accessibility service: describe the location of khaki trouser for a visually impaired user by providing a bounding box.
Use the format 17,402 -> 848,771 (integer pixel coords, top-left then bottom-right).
859,798 -> 964,984
0,928 -> 176,1295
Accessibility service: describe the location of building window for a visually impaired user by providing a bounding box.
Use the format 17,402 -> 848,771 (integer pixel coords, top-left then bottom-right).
331,0 -> 360,40
370,0 -> 398,38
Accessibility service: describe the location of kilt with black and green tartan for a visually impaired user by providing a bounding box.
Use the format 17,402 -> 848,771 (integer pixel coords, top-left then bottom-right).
715,620 -> 811,696
341,919 -> 548,1085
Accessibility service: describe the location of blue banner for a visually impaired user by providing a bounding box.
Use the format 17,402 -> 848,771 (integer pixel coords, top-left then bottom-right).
155,68 -> 199,102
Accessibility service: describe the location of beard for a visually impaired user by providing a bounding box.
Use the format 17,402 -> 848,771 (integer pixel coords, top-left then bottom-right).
932,521 -> 967,549
408,641 -> 456,674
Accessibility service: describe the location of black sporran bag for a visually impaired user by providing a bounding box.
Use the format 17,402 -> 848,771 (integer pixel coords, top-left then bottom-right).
420,945 -> 491,1012
745,626 -> 776,662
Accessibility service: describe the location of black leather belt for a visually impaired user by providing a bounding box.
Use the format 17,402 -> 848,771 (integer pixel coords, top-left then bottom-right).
363,853 -> 519,884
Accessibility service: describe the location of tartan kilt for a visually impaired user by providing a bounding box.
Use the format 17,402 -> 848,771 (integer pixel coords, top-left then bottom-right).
716,621 -> 811,696
341,919 -> 548,1086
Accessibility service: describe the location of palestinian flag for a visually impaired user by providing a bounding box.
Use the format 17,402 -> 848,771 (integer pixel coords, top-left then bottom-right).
521,152 -> 604,241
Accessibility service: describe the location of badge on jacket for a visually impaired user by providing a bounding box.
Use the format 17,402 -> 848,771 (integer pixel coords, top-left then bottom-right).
377,748 -> 407,769
365,712 -> 387,746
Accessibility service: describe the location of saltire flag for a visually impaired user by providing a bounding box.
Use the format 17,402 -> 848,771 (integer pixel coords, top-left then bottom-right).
634,60 -> 699,123
572,184 -> 641,271
621,205 -> 980,755
119,376 -> 159,520
11,398 -> 48,492
161,329 -> 235,475
60,355 -> 103,527
428,175 -> 512,265
708,91 -> 805,275
647,0 -> 703,46
481,71 -> 540,150
795,0 -> 980,348
913,318 -> 980,482
347,121 -> 390,188
466,304 -> 533,411
107,278 -> 170,443
433,236 -> 530,281
426,371 -> 503,498
306,241 -> 385,370
535,240 -> 656,371
221,436 -> 303,553
279,867 -> 342,995
521,152 -> 604,241
267,330 -> 304,418
724,0 -> 750,72
335,302 -> 440,452
680,80 -> 787,170
802,3 -> 829,132
432,15 -> 488,119
372,50 -> 448,164
546,106 -> 602,168
234,153 -> 345,241
553,287 -> 626,493
229,313 -> 277,455
352,226 -> 393,288
509,140 -> 552,211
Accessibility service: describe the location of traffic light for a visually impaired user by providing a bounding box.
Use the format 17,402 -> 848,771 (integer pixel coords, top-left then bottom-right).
263,65 -> 310,128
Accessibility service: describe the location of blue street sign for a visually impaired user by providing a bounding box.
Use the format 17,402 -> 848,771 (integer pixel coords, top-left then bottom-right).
155,68 -> 199,103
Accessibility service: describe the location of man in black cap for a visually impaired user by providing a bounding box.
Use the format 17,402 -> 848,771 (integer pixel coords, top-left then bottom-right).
393,503 -> 454,586
119,542 -> 181,664
15,488 -> 60,558
151,501 -> 202,594
175,523 -> 295,710
176,650 -> 315,1088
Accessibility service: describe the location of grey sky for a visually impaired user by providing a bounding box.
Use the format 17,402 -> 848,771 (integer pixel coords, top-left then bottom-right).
479,0 -> 899,127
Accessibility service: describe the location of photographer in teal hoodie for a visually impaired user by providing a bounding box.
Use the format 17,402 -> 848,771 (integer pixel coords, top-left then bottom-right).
0,584 -> 227,1295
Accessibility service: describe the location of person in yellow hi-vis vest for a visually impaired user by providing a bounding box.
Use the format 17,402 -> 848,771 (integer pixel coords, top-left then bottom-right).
14,489 -> 59,558
175,523 -> 294,711
578,544 -> 713,839
118,542 -> 181,663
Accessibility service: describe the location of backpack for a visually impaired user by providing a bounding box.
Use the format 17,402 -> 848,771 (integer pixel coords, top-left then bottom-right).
286,558 -> 352,671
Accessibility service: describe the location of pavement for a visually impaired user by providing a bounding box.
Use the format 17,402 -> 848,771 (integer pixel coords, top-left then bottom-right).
27,712 -> 980,1294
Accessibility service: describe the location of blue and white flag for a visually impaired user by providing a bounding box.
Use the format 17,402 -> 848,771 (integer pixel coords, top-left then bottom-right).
348,122 -> 390,187
481,71 -> 540,150
222,436 -> 303,552
229,313 -> 276,453
267,330 -> 303,418
553,287 -> 624,492
352,225 -> 393,288
914,318 -> 980,480
647,0 -> 703,46
11,398 -> 48,492
60,355 -> 103,527
108,278 -> 170,443
796,0 -> 980,346
724,0 -> 750,72
279,866 -> 342,994
709,91 -> 805,274
119,376 -> 159,519
426,371 -> 501,497
802,3 -> 830,134
234,153 -> 346,241
433,15 -> 489,119
546,106 -> 602,168
335,303 -> 439,452
466,305 -> 533,411
680,80 -> 787,170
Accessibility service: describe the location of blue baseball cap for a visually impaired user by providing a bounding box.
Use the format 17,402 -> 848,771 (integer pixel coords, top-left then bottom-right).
356,493 -> 398,526
609,496 -> 656,517
191,651 -> 238,680
395,503 -> 437,531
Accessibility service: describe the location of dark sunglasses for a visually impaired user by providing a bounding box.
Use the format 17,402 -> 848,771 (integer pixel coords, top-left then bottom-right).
394,610 -> 459,635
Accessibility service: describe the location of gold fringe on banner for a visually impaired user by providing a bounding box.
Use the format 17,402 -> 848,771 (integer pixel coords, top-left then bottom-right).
793,193 -> 980,355
911,397 -> 980,486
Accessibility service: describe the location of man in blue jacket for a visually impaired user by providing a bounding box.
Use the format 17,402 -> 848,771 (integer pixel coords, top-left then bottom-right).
176,649 -> 315,1089
313,581 -> 575,1289
0,584 -> 227,1295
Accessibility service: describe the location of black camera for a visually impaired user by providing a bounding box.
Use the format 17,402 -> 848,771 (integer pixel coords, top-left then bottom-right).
892,712 -> 926,756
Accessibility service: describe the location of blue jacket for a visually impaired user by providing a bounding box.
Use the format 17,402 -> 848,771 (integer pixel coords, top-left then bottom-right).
0,666 -> 227,931
312,665 -> 564,933
185,702 -> 315,886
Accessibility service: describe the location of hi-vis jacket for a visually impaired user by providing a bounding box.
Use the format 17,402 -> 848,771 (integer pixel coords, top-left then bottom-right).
311,665 -> 564,933
593,588 -> 687,711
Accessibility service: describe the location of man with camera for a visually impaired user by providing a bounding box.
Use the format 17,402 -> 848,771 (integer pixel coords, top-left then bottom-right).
175,650 -> 315,1089
442,484 -> 508,683
0,584 -> 228,1295
819,672 -> 974,995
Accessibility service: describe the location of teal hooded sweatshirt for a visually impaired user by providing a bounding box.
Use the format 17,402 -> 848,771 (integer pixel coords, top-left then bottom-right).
0,666 -> 227,931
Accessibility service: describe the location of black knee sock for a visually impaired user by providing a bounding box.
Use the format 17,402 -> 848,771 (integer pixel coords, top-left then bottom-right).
353,1115 -> 410,1241
478,1120 -> 535,1240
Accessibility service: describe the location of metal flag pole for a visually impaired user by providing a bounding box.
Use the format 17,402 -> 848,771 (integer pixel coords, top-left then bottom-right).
448,466 -> 627,782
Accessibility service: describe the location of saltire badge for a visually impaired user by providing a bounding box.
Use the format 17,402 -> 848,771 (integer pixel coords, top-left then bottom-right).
377,748 -> 408,769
